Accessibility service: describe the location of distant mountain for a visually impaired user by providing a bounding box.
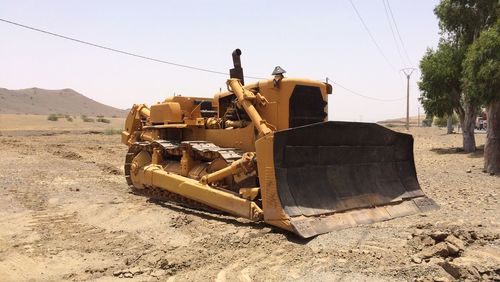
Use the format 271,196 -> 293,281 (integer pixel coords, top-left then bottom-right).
377,116 -> 421,125
0,87 -> 127,117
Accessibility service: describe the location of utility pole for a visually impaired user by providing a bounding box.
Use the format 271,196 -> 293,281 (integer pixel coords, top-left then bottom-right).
401,68 -> 416,130
418,107 -> 420,127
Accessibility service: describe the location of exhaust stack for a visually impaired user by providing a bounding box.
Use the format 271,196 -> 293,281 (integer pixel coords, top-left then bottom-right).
229,49 -> 244,85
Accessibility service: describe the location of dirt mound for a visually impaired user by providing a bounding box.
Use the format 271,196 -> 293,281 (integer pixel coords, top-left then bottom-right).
0,87 -> 126,117
97,163 -> 122,175
52,150 -> 82,160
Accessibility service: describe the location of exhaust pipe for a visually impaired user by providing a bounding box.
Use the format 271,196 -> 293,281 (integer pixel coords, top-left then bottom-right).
229,49 -> 244,85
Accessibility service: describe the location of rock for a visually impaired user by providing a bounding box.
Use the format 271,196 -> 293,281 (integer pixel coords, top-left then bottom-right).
466,169 -> 472,173
150,269 -> 166,277
445,235 -> 465,251
446,242 -> 460,255
411,255 -> 422,264
420,242 -> 449,259
420,235 -> 435,246
433,276 -> 450,282
430,231 -> 448,242
428,257 -> 444,264
123,272 -> 133,278
438,261 -> 461,279
127,267 -> 143,275
113,270 -> 122,276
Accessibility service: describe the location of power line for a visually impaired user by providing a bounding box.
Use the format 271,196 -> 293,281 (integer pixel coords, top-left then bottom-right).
0,18 -> 265,80
385,0 -> 413,66
382,0 -> 405,66
1,17 -> 406,103
348,0 -> 397,72
332,81 -> 405,102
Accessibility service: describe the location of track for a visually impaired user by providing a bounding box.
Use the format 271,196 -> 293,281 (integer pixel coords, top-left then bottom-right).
124,141 -> 242,213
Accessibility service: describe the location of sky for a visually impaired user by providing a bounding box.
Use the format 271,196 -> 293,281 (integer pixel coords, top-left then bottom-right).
0,0 -> 441,122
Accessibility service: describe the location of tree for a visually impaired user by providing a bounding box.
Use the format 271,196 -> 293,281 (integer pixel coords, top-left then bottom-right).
462,20 -> 500,173
419,0 -> 498,152
418,42 -> 478,148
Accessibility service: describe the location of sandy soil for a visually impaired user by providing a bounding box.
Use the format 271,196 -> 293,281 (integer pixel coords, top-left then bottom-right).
0,114 -> 124,133
0,123 -> 498,281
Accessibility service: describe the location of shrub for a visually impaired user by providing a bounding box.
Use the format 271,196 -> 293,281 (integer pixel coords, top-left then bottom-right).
83,117 -> 95,123
104,128 -> 122,135
433,113 -> 459,127
66,117 -> 73,122
47,114 -> 59,121
422,118 -> 433,127
97,118 -> 111,124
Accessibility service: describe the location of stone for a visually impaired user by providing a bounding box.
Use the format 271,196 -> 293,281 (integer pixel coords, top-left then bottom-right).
123,272 -> 133,278
430,231 -> 448,242
445,235 -> 465,251
421,235 -> 435,246
433,276 -> 450,282
150,269 -> 166,277
438,261 -> 461,279
411,255 -> 422,264
446,242 -> 460,255
420,242 -> 449,259
466,169 -> 472,173
127,267 -> 143,275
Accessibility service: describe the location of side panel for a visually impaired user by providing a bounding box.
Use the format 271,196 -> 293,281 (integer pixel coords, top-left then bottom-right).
182,125 -> 256,152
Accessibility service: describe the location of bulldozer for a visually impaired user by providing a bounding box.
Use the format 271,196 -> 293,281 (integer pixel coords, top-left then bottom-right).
121,49 -> 438,238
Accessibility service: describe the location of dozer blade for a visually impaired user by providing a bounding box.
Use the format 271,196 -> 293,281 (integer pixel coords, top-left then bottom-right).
272,121 -> 438,238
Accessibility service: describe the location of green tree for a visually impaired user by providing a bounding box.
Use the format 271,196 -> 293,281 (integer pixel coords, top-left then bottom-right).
419,0 -> 498,152
462,20 -> 500,173
418,42 -> 475,139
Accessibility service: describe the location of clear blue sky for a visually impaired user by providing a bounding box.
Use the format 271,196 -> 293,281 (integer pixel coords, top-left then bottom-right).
0,0 -> 440,121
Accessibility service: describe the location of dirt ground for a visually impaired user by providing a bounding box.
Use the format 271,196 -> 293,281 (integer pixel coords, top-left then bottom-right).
0,122 -> 498,281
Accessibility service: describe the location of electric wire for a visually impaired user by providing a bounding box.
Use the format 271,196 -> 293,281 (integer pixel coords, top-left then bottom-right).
385,0 -> 413,66
1,17 -> 406,102
0,18 -> 265,80
348,0 -> 397,72
382,0 -> 405,66
332,81 -> 405,102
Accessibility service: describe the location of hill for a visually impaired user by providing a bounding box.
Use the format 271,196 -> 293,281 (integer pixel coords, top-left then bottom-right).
377,116 -> 422,127
0,87 -> 127,117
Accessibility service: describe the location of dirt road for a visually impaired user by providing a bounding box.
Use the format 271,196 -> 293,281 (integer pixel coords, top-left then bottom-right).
0,127 -> 498,281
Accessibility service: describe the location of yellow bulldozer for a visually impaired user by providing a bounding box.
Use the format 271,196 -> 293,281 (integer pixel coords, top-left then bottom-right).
121,49 -> 438,238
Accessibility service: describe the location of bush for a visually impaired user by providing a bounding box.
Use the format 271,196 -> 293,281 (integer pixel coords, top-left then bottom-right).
96,118 -> 111,124
422,118 -> 433,127
433,113 -> 459,127
47,114 -> 59,121
66,117 -> 73,122
83,117 -> 95,123
104,128 -> 122,135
